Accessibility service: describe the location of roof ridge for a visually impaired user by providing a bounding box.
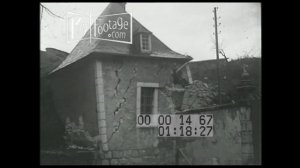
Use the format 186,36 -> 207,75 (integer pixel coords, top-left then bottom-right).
50,3 -> 190,74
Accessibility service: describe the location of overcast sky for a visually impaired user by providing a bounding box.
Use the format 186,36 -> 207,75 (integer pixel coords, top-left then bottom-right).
40,3 -> 261,61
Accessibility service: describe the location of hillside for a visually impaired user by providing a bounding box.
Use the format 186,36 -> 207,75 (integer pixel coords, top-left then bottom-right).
187,57 -> 261,104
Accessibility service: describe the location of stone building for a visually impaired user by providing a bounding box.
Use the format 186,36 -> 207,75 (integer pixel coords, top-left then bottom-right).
42,3 -> 259,165
47,3 -> 192,165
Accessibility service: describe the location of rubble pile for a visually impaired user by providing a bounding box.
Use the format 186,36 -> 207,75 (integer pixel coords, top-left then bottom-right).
64,117 -> 97,150
181,80 -> 218,110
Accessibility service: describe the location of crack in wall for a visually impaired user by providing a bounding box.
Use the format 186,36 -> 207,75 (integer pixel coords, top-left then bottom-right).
114,63 -> 123,97
124,78 -> 133,95
107,116 -> 124,143
109,66 -> 138,143
113,67 -> 137,116
113,97 -> 127,116
123,67 -> 137,95
114,71 -> 121,97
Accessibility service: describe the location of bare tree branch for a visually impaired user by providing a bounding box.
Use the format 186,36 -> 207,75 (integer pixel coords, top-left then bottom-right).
219,49 -> 229,62
40,4 -> 64,19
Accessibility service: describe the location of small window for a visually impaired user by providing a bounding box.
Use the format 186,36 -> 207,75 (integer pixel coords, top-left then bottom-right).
136,82 -> 159,121
140,34 -> 151,53
140,87 -> 155,114
136,82 -> 159,146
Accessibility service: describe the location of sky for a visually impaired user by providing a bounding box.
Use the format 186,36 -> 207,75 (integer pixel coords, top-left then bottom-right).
40,3 -> 261,61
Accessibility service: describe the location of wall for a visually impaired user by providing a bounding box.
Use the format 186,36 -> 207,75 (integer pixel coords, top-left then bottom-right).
40,76 -> 65,150
98,56 -> 186,165
47,56 -> 255,165
49,59 -> 99,148
178,106 -> 254,165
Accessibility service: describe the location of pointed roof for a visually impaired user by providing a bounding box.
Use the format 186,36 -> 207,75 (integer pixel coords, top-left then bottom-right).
51,3 -> 192,73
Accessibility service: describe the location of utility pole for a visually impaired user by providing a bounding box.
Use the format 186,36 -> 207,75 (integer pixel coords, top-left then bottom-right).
213,7 -> 221,105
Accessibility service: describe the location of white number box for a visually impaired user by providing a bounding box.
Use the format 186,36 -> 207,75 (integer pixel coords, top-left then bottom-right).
136,114 -> 213,137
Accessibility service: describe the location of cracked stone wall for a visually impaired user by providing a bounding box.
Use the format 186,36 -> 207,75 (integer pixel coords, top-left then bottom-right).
49,56 -> 185,165
100,57 -> 185,165
49,56 -> 254,165
179,106 -> 254,165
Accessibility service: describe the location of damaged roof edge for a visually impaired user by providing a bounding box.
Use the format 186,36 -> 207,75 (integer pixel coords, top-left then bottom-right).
49,51 -> 192,75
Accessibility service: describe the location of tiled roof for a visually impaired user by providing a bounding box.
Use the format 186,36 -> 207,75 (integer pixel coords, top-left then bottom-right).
51,3 -> 191,73
40,48 -> 68,77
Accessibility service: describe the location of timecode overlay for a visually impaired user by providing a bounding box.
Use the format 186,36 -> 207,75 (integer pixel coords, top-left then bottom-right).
136,114 -> 213,137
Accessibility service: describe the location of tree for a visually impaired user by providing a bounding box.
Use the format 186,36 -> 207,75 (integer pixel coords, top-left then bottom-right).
40,4 -> 63,24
